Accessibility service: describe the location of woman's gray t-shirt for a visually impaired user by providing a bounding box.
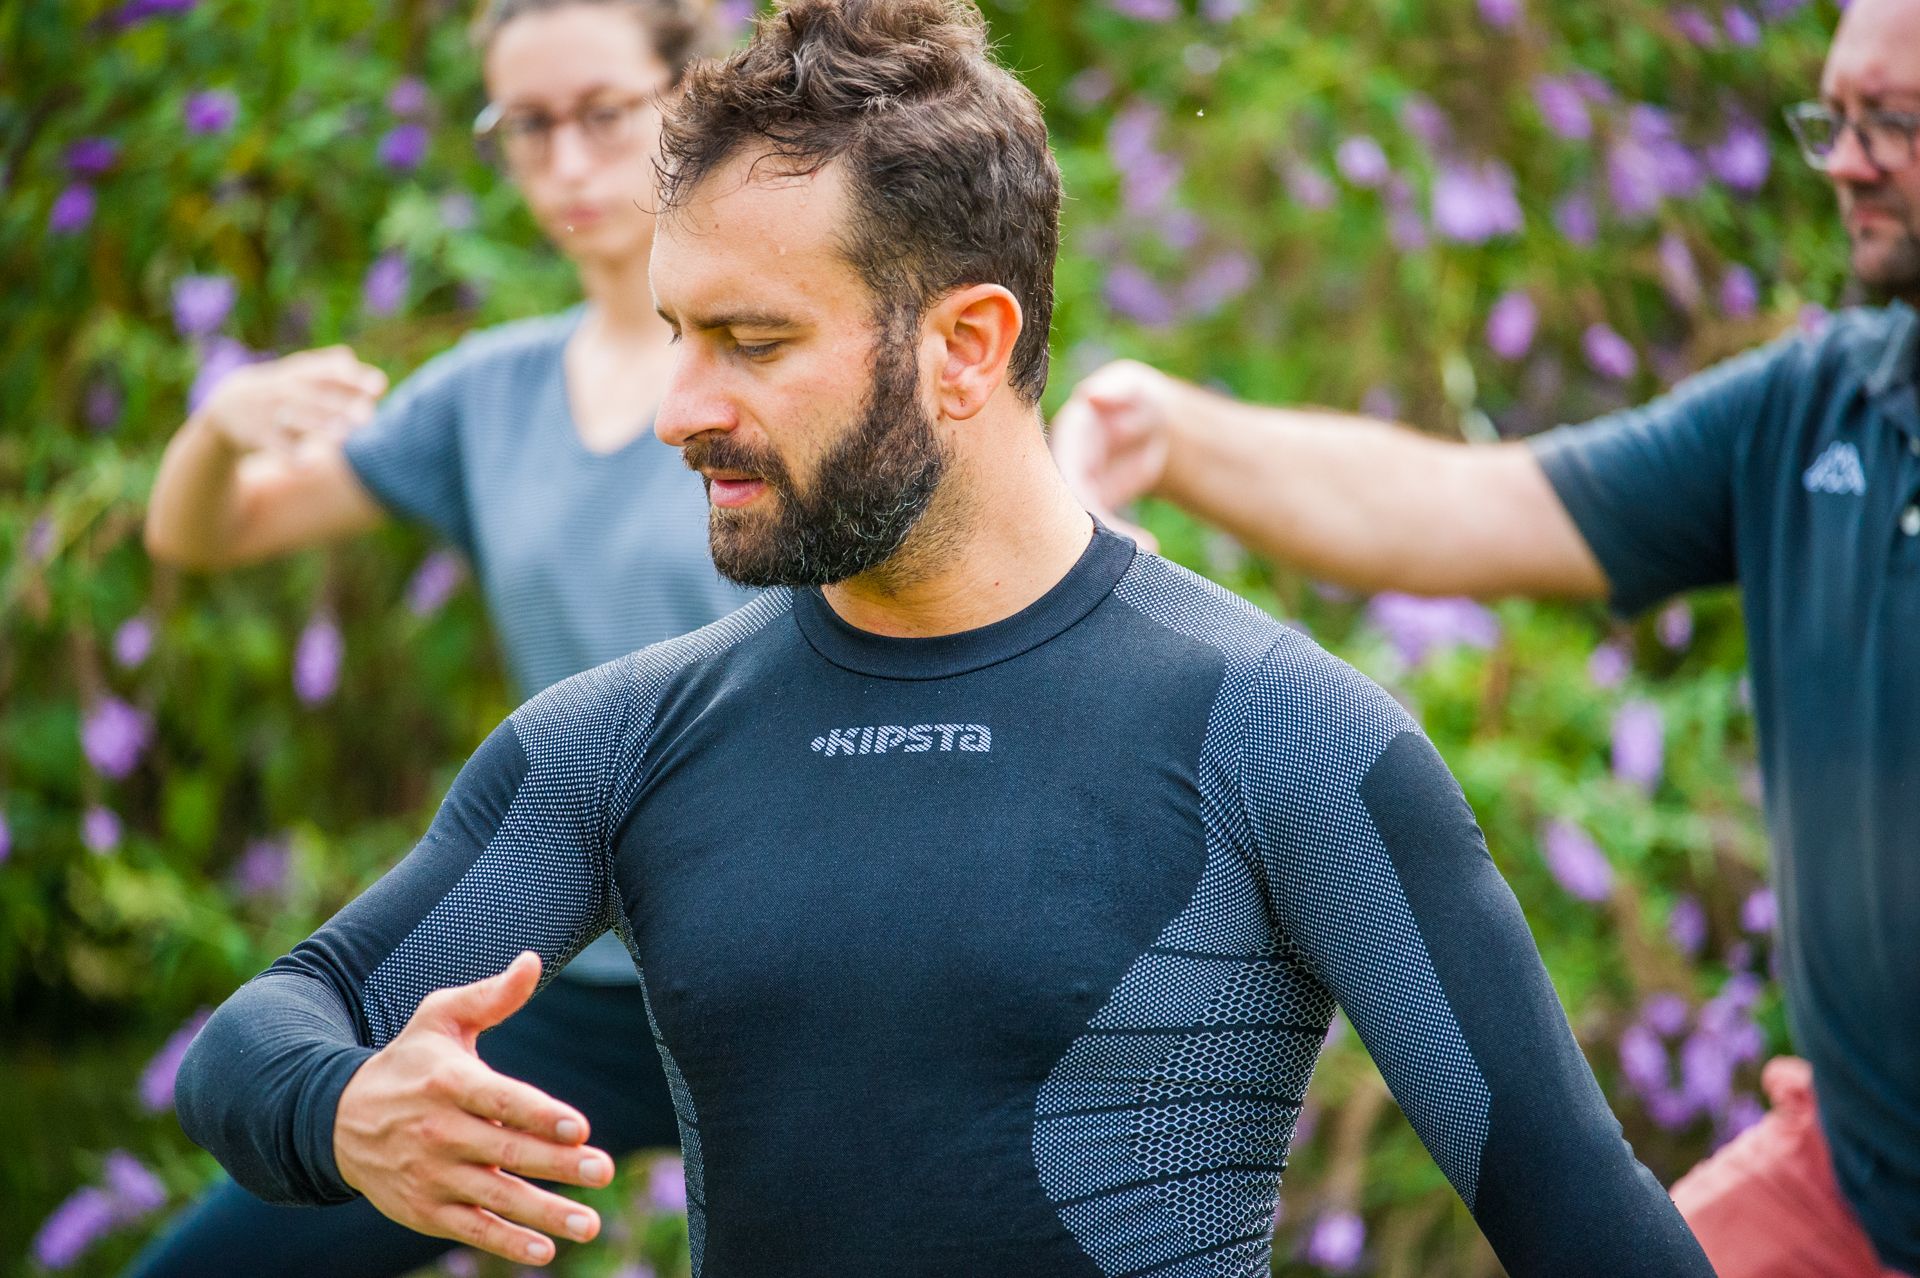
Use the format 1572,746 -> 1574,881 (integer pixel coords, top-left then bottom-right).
343,306 -> 751,982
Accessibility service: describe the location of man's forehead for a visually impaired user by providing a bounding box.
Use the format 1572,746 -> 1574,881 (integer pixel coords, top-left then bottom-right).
1825,0 -> 1920,97
652,152 -> 861,318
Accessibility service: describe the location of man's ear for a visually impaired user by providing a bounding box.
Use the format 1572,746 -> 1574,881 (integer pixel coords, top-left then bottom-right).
927,283 -> 1023,421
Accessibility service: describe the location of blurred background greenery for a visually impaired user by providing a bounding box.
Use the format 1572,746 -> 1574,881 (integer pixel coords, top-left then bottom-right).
1,0 -> 1844,1272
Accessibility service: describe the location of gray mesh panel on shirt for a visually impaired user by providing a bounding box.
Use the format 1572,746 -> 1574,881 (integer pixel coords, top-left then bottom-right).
1033,554 -> 1491,1278
359,592 -> 793,1278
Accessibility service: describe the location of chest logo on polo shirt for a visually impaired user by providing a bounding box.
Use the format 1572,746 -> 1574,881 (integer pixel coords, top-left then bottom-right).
1803,441 -> 1867,496
809,724 -> 992,757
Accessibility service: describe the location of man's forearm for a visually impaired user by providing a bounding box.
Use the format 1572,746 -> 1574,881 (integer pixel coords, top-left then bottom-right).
1152,385 -> 1606,599
144,413 -> 251,569
175,970 -> 375,1207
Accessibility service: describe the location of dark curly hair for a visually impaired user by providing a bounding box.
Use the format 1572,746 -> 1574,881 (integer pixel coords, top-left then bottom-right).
656,0 -> 1060,403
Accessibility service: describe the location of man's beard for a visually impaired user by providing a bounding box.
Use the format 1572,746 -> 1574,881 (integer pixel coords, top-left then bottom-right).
682,335 -> 946,589
1841,184 -> 1920,298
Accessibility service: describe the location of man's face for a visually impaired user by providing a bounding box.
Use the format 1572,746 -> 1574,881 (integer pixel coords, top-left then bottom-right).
650,157 -> 946,587
1821,0 -> 1920,297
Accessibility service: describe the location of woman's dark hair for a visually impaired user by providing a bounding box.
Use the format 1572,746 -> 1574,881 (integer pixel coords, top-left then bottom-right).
656,0 -> 1060,404
473,0 -> 730,81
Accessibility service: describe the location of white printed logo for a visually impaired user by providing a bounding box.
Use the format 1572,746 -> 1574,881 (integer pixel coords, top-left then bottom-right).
809,723 -> 992,756
1803,441 -> 1867,496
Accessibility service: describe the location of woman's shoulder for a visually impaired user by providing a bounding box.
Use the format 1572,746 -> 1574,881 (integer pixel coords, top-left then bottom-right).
432,305 -> 582,378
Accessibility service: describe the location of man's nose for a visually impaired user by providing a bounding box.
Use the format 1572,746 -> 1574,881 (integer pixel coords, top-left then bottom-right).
653,344 -> 737,449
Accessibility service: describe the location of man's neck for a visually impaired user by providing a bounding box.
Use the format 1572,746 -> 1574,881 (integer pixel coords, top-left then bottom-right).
821,414 -> 1096,639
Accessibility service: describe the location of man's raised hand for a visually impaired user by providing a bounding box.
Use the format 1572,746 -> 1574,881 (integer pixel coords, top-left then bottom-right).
332,952 -> 615,1266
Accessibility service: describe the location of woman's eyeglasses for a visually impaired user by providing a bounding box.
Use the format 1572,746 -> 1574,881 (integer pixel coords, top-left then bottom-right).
474,95 -> 659,171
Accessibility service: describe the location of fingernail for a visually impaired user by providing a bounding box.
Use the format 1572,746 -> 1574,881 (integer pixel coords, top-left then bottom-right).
566,1212 -> 593,1240
523,1239 -> 551,1262
555,1118 -> 583,1142
579,1154 -> 608,1183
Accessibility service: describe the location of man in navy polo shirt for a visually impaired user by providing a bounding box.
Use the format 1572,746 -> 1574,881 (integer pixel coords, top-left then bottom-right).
1054,1 -> 1920,1273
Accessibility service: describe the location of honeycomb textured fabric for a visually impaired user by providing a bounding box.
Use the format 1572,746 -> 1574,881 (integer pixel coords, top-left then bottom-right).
177,527 -> 1711,1276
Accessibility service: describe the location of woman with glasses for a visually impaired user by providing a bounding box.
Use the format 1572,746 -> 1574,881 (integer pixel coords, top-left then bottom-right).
133,2 -> 747,1274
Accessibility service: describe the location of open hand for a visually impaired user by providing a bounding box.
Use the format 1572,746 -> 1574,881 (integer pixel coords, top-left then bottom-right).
332,953 -> 614,1267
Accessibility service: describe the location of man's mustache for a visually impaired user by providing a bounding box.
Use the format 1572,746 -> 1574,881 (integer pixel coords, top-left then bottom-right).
682,435 -> 788,489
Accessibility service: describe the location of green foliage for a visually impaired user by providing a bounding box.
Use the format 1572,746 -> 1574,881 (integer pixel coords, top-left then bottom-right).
2,0 -> 1836,1272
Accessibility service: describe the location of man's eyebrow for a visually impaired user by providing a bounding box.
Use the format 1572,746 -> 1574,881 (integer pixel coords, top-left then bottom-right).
675,308 -> 802,332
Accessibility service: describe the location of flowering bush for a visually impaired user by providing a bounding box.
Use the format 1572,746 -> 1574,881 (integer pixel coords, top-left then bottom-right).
2,0 -> 1837,1272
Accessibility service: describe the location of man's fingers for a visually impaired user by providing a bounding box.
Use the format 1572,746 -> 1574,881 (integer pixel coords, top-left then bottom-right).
441,1114 -> 614,1188
432,1202 -> 560,1267
420,951 -> 543,1037
445,1165 -> 601,1247
447,1059 -> 591,1145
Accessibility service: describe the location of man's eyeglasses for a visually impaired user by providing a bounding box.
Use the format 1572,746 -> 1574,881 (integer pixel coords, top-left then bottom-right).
1783,101 -> 1920,173
473,95 -> 659,171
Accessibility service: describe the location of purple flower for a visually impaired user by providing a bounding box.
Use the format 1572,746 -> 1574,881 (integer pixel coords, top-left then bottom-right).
231,837 -> 292,899
1431,160 -> 1524,243
1386,176 -> 1429,251
1644,993 -> 1691,1037
1155,207 -> 1203,252
183,89 -> 238,135
188,336 -> 263,413
1646,1087 -> 1697,1130
1533,77 -> 1592,141
50,183 -> 96,234
1611,699 -> 1663,788
139,1009 -> 211,1112
1657,232 -> 1702,310
647,1157 -> 688,1212
1359,385 -> 1402,421
1477,0 -> 1521,28
1400,95 -> 1449,149
1065,68 -> 1114,111
362,251 -> 410,317
1619,1023 -> 1670,1094
82,697 -> 152,780
1364,594 -> 1500,668
1583,323 -> 1638,380
1588,639 -> 1630,687
171,273 -> 236,338
65,137 -> 120,175
1485,291 -> 1538,360
1105,264 -> 1177,328
610,1265 -> 659,1278
1680,1029 -> 1734,1116
33,1186 -> 117,1269
1285,162 -> 1337,210
1721,265 -> 1760,318
387,77 -> 430,116
1200,0 -> 1244,17
82,806 -> 122,855
1657,600 -> 1694,650
103,1150 -> 166,1217
114,615 -> 155,668
114,0 -> 196,24
1721,1091 -> 1765,1144
1542,819 -> 1613,902
1670,895 -> 1709,956
1673,8 -> 1719,43
1707,117 -> 1771,192
1303,1210 -> 1366,1271
294,615 -> 343,705
1723,7 -> 1761,45
378,123 -> 430,172
407,550 -> 468,617
1334,135 -> 1391,188
1553,191 -> 1599,246
1180,250 -> 1256,316
85,379 -> 123,430
1798,302 -> 1830,334
1110,0 -> 1177,19
439,1253 -> 481,1278
1741,886 -> 1776,934
28,515 -> 57,562
1608,107 -> 1705,218
1107,102 -> 1163,170
0,809 -> 10,863
439,191 -> 478,231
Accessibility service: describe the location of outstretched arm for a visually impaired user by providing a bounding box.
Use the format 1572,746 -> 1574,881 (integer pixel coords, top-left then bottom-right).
1051,360 -> 1605,598
176,662 -> 637,1264
1244,637 -> 1712,1276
